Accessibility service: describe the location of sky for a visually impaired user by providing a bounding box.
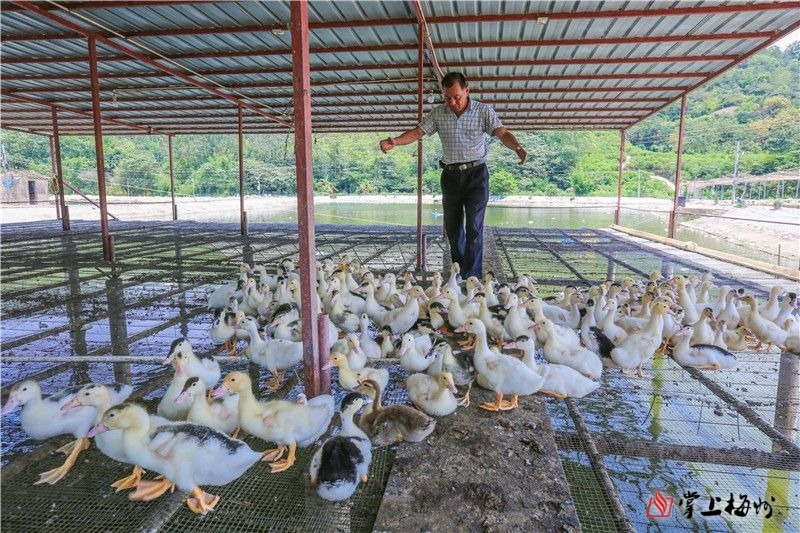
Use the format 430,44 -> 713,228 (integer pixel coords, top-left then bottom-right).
775,28 -> 800,49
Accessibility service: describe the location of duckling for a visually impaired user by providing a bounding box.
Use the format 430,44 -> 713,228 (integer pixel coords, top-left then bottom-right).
240,316 -> 302,392
213,372 -> 334,472
782,318 -> 800,354
309,393 -> 372,501
444,262 -> 461,293
534,319 -> 603,379
63,383 -> 167,492
398,332 -> 435,373
671,326 -> 737,370
772,293 -> 797,326
210,310 -> 245,355
580,299 -> 599,351
324,351 -> 389,393
740,295 -> 788,350
426,341 -> 473,406
2,380 -> 131,485
380,286 -> 427,336
690,307 -> 716,345
357,282 -> 390,324
157,354 -> 192,421
427,301 -> 447,331
609,300 -> 669,378
511,336 -> 599,399
357,379 -> 435,446
342,333 -> 368,370
175,377 -> 239,436
724,325 -> 751,352
377,325 -> 398,357
163,338 -> 221,390
407,371 -> 458,416
206,264 -> 249,310
758,285 -> 783,322
597,298 -> 629,346
588,326 -> 616,365
459,318 -> 544,411
425,271 -> 443,300
90,403 -> 262,515
358,313 -> 382,360
329,290 -> 361,333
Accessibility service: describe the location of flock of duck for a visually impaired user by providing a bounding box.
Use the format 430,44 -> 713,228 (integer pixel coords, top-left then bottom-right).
3,256 -> 798,517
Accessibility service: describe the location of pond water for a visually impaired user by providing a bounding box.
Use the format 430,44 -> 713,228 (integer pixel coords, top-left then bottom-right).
242,202 -> 773,264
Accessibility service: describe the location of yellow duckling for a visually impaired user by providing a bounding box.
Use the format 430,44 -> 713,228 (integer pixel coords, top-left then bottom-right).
212,372 -> 334,472
323,352 -> 389,392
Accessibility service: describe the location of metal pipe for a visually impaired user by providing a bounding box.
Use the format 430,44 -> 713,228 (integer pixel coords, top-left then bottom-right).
238,104 -> 246,236
614,129 -> 625,225
669,94 -> 687,238
168,134 -> 176,220
87,36 -> 112,261
317,314 -> 331,396
48,135 -> 60,220
416,22 -> 425,271
291,0 -> 322,399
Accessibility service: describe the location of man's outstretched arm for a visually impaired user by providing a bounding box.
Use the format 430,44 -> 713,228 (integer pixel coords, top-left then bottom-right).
492,126 -> 527,165
380,127 -> 425,153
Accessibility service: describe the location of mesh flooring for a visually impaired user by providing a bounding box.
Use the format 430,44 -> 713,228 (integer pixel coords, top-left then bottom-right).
1,220 -> 797,532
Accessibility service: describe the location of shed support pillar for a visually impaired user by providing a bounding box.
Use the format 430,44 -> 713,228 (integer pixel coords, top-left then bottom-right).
238,105 -> 247,236
291,0 -> 322,398
415,23 -> 425,272
88,36 -> 112,261
168,135 -> 177,221
614,129 -> 625,225
669,95 -> 688,239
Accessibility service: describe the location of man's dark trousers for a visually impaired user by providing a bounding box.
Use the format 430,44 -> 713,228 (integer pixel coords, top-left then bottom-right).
440,163 -> 489,279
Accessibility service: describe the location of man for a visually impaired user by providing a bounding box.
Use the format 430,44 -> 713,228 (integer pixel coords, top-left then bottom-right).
380,72 -> 527,279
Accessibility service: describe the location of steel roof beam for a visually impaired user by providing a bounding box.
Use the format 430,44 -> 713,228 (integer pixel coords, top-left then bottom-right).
2,64 -> 721,83
2,2 -> 796,41
0,89 -> 170,135
411,0 -> 443,84
9,0 -> 292,129
0,31 -> 772,63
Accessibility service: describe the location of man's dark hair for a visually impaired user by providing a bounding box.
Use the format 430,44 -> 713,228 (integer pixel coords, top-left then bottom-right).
442,72 -> 468,89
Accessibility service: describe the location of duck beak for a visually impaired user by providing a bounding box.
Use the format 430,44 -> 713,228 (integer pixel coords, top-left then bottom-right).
61,397 -> 82,411
211,384 -> 229,399
503,342 -> 516,350
1,394 -> 21,415
321,361 -> 333,371
448,383 -> 458,394
454,325 -> 466,334
174,390 -> 190,404
87,422 -> 109,438
162,355 -> 173,365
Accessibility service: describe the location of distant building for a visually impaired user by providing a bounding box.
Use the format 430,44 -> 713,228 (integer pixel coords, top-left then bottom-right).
1,169 -> 53,204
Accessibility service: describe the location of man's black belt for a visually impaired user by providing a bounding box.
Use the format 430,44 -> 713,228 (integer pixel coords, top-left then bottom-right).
439,160 -> 483,172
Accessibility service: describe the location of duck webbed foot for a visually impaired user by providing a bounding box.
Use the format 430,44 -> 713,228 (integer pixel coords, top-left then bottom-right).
499,394 -> 519,410
34,437 -> 89,485
479,392 -> 506,412
457,334 -> 476,349
263,370 -> 287,393
541,390 -> 567,400
269,442 -> 297,473
636,365 -> 653,379
261,445 -> 287,463
129,477 -> 176,501
457,380 -> 474,407
187,487 -> 220,515
111,465 -> 146,491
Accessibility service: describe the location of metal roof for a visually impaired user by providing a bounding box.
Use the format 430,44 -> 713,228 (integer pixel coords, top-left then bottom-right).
1,0 -> 799,136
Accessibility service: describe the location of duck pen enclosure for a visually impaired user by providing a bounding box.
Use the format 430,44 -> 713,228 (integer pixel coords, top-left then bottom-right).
1,219 -> 798,532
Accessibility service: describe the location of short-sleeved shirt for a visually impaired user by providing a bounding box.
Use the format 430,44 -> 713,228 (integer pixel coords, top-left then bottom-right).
419,98 -> 503,165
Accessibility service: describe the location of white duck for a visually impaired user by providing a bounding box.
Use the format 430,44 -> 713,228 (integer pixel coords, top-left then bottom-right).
407,371 -> 458,416
241,316 -> 303,392
341,333 -> 368,371
609,300 -> 669,378
458,319 -> 543,411
324,351 -> 389,393
398,332 -> 435,373
741,295 -> 788,350
64,383 -> 168,492
175,377 -> 240,435
90,403 -> 262,515
597,298 -> 629,346
2,380 -> 131,485
533,320 -> 603,379
758,285 -> 783,322
210,309 -> 245,355
690,307 -> 717,346
163,338 -> 221,390
214,372 -> 335,472
329,290 -> 361,334
309,392 -> 372,501
358,313 -> 382,360
671,326 -> 737,370
380,286 -> 426,335
157,354 -> 191,421
511,335 -> 599,399
782,318 -> 800,354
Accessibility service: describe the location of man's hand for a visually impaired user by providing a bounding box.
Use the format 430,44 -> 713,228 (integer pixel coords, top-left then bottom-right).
516,146 -> 527,165
380,137 -> 395,154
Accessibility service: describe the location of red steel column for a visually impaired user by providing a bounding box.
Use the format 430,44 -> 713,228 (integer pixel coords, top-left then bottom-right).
50,111 -> 69,231
291,0 -> 322,397
88,36 -> 112,260
49,135 -> 61,221
669,95 -> 688,238
416,24 -> 424,271
238,104 -> 247,236
168,135 -> 177,220
614,129 -> 625,225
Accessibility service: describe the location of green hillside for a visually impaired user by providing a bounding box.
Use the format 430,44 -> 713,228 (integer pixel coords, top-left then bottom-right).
2,44 -> 797,200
